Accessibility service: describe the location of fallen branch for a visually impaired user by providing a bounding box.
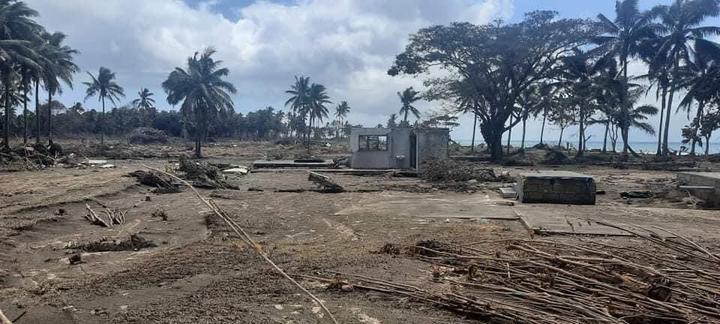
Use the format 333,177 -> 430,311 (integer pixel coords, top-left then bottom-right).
0,308 -> 12,324
142,165 -> 338,324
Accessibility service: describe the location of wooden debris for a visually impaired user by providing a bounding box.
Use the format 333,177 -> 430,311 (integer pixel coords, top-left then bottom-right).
308,171 -> 344,193
84,204 -> 126,227
307,223 -> 720,323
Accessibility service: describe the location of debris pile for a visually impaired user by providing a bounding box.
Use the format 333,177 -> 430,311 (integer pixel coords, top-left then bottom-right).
420,159 -> 497,182
317,224 -> 720,323
178,156 -> 239,189
65,234 -> 156,252
128,170 -> 182,193
84,204 -> 126,227
0,144 -> 58,169
308,171 -> 344,193
127,127 -> 169,144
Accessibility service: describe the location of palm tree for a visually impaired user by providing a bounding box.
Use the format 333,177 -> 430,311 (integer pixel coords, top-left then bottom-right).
162,48 -> 236,158
650,0 -> 720,155
40,31 -> 78,144
0,0 -> 42,148
132,88 -> 155,110
593,0 -> 657,81
334,100 -> 350,138
84,67 -> 124,145
615,88 -> 659,153
285,75 -> 311,140
397,87 -> 421,125
307,83 -> 331,142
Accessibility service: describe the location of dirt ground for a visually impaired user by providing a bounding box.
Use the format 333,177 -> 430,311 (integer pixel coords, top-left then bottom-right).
1,141 -> 719,323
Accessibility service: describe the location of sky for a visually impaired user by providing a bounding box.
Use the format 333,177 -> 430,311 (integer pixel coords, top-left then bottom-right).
24,0 -> 720,145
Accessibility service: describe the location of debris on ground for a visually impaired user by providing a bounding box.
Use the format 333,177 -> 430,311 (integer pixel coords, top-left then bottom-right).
127,170 -> 182,193
178,156 -> 239,189
127,127 -> 169,145
308,171 -> 344,193
620,191 -> 653,199
65,234 -> 156,252
311,225 -> 720,323
84,204 -> 126,227
420,159 -> 497,182
151,208 -> 168,221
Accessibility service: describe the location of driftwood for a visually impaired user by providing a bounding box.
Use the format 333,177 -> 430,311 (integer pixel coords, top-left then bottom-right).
308,171 -> 344,193
143,165 -> 338,324
84,204 -> 126,227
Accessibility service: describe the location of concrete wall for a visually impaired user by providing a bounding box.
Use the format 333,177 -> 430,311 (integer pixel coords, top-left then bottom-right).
350,128 -> 412,169
415,128 -> 449,171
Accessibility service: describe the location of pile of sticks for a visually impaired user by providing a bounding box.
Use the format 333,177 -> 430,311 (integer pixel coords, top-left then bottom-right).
316,226 -> 720,323
84,204 -> 126,227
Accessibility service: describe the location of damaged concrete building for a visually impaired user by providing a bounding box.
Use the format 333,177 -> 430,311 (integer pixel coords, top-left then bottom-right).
349,127 -> 449,170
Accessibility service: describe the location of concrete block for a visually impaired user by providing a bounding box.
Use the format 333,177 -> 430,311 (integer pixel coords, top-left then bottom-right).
499,187 -> 517,199
677,172 -> 720,207
517,171 -> 596,205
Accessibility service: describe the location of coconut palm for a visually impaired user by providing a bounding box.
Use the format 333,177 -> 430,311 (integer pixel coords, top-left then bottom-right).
285,75 -> 311,140
397,87 -> 421,125
84,67 -> 124,145
650,0 -> 720,155
307,82 -> 331,142
593,0 -> 657,80
0,0 -> 42,148
132,88 -> 155,110
40,31 -> 78,144
162,48 -> 236,158
615,88 -> 659,152
334,100 -> 350,138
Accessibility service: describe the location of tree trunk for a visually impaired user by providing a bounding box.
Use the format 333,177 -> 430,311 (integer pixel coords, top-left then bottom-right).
602,121 -> 609,153
663,58 -> 679,155
690,101 -> 704,155
3,78 -> 10,149
621,126 -> 630,157
481,123 -> 504,162
195,110 -> 203,158
22,72 -> 28,145
656,86 -> 666,155
576,109 -> 584,157
558,127 -> 564,148
539,108 -> 547,145
470,111 -> 477,152
100,97 -> 105,145
35,79 -> 40,144
521,116 -> 527,150
47,91 -> 52,144
506,115 -> 512,154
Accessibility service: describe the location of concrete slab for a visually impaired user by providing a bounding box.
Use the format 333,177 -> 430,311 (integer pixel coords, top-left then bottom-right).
252,160 -> 335,169
514,206 -> 632,236
334,193 -> 520,221
518,170 -> 596,205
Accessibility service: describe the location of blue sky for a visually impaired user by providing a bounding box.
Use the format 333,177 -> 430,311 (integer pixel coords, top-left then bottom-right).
25,0 -> 720,146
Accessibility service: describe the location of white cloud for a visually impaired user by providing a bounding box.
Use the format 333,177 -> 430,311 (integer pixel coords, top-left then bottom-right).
26,0 -> 514,126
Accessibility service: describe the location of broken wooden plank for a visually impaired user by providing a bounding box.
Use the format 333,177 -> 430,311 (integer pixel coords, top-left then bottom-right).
308,171 -> 344,193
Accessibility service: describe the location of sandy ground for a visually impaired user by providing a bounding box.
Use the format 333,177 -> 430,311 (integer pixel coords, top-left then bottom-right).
1,142 -> 719,323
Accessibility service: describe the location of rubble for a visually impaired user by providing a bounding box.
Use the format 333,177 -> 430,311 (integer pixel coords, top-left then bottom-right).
178,156 -> 239,189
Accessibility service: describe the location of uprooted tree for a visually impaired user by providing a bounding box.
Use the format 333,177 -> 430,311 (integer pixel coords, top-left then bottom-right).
388,11 -> 594,161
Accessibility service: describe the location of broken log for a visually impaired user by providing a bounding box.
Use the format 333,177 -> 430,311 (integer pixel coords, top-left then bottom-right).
308,171 -> 344,193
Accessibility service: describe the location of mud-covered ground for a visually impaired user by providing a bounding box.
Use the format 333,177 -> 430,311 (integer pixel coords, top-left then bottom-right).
1,141 -> 719,323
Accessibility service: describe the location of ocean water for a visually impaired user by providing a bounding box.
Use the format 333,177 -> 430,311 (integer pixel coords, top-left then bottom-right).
454,139 -> 720,154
